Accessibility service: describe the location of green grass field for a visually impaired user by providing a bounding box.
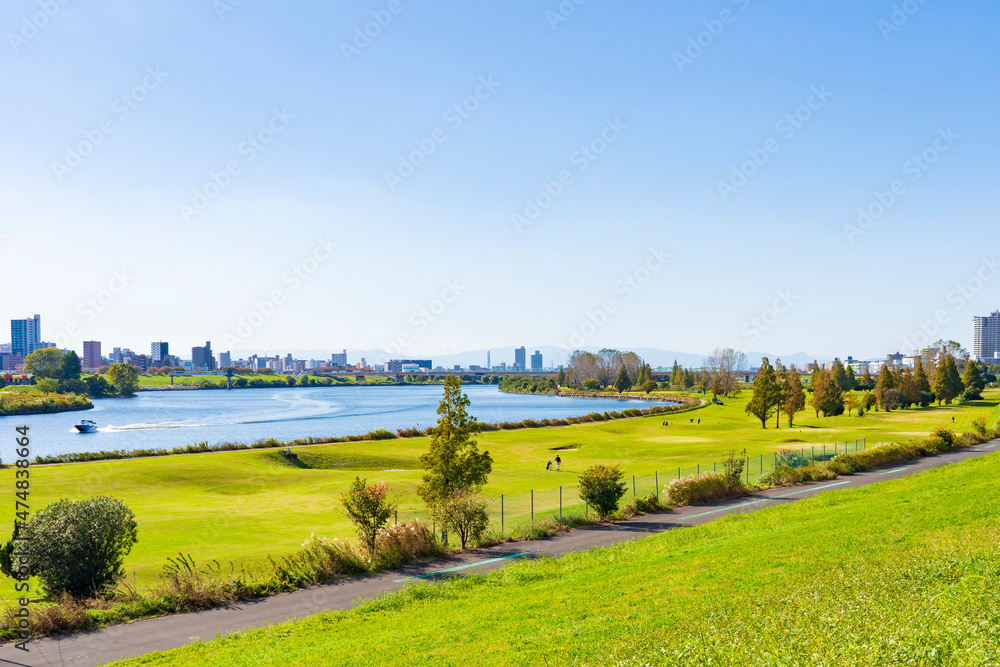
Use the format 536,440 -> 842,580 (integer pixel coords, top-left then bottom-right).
116,446 -> 1000,666
0,389 -> 996,606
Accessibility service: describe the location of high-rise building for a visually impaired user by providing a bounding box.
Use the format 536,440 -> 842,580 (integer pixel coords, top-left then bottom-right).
83,341 -> 102,370
331,349 -> 348,366
385,359 -> 432,372
192,341 -> 216,371
219,351 -> 232,368
530,350 -> 543,371
151,342 -> 169,365
10,315 -> 41,357
514,346 -> 526,370
973,311 -> 1000,362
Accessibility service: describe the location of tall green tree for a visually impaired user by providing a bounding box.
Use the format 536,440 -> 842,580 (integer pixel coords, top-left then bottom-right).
874,364 -> 897,409
810,364 -> 826,417
821,372 -> 845,416
860,366 -> 874,390
24,348 -> 64,380
782,365 -> 806,427
60,351 -> 82,380
962,359 -> 986,393
682,368 -> 695,389
417,377 -> 493,508
556,366 -> 566,385
933,354 -> 963,405
913,357 -> 932,394
614,365 -> 633,393
670,360 -> 683,389
831,360 -> 850,391
745,357 -> 780,428
107,363 -> 140,396
900,366 -> 921,407
636,364 -> 647,386
844,365 -> 858,391
773,359 -> 787,428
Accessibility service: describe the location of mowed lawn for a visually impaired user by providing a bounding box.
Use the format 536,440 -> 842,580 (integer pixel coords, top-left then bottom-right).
116,446 -> 1000,666
0,388 -> 995,605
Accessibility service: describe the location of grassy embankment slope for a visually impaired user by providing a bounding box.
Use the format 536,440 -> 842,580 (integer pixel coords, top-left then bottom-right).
117,448 -> 1000,666
0,389 -> 995,606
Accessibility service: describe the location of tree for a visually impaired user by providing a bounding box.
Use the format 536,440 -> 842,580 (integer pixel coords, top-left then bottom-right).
745,357 -> 780,428
107,363 -> 140,396
810,366 -> 827,417
962,360 -> 986,395
670,361 -> 683,389
782,365 -> 806,427
860,367 -> 874,390
722,449 -> 747,493
932,354 -> 963,405
913,357 -> 932,395
705,348 -> 748,398
15,496 -> 138,597
432,489 -> 489,549
773,360 -> 787,428
60,351 -> 82,381
614,365 -> 633,393
831,360 -> 850,392
578,464 -> 627,520
874,365 -> 897,409
340,477 -> 395,558
556,366 -> 566,385
85,375 -> 114,397
636,364 -> 647,387
417,377 -> 493,509
24,347 -> 64,380
900,367 -> 921,407
641,379 -> 658,394
821,372 -> 845,416
683,368 -> 695,389
844,365 -> 858,391
845,391 -> 860,416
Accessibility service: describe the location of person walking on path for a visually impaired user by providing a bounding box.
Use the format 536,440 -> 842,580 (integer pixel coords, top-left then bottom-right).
555,455 -> 561,471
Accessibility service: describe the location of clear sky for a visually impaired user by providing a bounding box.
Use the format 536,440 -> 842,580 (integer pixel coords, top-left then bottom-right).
1,0 -> 997,361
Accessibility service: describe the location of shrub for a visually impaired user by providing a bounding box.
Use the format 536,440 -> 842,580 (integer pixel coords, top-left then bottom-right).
961,386 -> 983,402
722,448 -> 746,493
432,490 -> 490,549
826,453 -> 865,476
35,378 -> 59,393
971,415 -> 993,439
582,379 -> 600,390
372,520 -> 441,570
666,472 -> 734,505
578,465 -> 627,520
930,428 -> 957,448
340,478 -> 395,559
798,465 -> 837,482
21,496 -> 138,597
760,465 -> 801,487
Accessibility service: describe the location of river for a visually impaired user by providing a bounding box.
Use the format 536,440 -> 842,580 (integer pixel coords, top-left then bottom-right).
1,385 -> 663,460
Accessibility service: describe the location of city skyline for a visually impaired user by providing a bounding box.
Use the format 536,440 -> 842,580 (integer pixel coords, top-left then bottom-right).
2,2 -> 997,359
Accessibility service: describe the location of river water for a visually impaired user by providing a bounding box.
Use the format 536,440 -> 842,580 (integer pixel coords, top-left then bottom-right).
2,386 -> 660,460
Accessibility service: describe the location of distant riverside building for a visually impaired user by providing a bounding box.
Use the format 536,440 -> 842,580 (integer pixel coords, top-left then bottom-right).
83,341 -> 102,370
0,353 -> 24,372
330,349 -> 348,366
192,341 -> 216,371
219,351 -> 232,368
530,350 -> 543,372
386,359 -> 432,373
973,311 -> 1000,362
151,341 -> 169,365
514,346 -> 526,370
10,314 -> 41,357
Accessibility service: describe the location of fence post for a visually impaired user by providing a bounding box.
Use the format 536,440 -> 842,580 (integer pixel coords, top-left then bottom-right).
746,457 -> 749,484
678,467 -> 680,480
759,454 -> 762,475
697,464 -> 700,475
633,475 -> 636,498
812,446 -> 815,464
560,486 -> 562,519
394,510 -> 397,526
501,494 -> 504,534
531,489 -> 534,525
655,471 -> 658,499
823,444 -> 826,460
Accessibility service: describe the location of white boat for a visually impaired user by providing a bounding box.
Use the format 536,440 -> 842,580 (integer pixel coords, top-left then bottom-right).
75,420 -> 98,433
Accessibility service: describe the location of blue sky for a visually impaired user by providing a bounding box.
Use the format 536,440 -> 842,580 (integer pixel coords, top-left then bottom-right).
1,0 -> 997,361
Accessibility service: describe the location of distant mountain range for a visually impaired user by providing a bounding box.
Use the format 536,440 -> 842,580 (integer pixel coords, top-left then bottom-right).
229,346 -> 833,370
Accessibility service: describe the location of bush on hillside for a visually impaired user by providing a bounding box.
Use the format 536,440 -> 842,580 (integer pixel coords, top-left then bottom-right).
666,472 -> 735,506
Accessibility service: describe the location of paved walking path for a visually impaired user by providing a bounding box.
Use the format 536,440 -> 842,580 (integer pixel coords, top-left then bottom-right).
4,441 -> 996,666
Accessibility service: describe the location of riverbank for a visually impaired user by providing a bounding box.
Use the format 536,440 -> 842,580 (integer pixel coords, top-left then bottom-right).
0,390 -> 92,417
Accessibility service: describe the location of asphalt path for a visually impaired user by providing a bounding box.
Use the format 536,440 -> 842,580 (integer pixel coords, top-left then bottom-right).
4,440 -> 996,666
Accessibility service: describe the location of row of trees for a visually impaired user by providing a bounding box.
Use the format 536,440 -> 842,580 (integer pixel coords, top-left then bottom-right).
22,348 -> 139,397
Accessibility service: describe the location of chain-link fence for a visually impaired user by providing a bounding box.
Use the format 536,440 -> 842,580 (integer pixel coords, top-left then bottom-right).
392,439 -> 866,535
